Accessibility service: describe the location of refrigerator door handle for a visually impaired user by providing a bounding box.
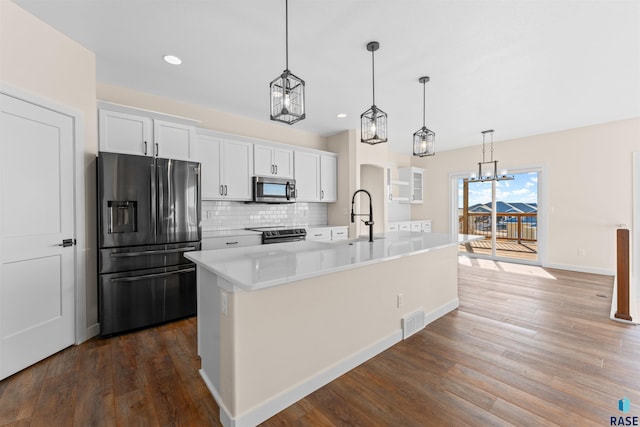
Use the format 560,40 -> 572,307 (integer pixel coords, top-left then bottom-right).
110,247 -> 197,257
111,267 -> 195,283
150,161 -> 158,241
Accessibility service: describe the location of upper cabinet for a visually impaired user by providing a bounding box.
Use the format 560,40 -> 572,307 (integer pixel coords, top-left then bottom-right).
320,154 -> 337,202
399,167 -> 424,204
153,119 -> 196,160
98,109 -> 152,156
294,151 -> 320,201
193,134 -> 253,201
254,143 -> 293,178
98,103 -> 197,161
293,150 -> 337,202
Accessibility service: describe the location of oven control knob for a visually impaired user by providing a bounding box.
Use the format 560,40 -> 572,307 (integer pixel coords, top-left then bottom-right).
266,231 -> 273,236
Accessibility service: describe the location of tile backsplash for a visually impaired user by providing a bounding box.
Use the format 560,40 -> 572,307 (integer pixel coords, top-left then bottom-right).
201,201 -> 328,231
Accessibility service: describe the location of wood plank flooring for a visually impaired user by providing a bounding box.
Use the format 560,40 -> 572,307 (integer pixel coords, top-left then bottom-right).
1,259 -> 638,426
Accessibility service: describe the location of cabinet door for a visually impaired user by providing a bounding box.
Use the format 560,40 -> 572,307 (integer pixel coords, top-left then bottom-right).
320,155 -> 337,202
153,119 -> 194,160
193,135 -> 222,200
222,139 -> 253,200
98,109 -> 152,156
411,169 -> 424,203
273,147 -> 294,178
254,144 -> 274,176
294,151 -> 320,201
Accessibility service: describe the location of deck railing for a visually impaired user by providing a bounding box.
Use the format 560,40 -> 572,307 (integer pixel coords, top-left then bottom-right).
459,212 -> 537,243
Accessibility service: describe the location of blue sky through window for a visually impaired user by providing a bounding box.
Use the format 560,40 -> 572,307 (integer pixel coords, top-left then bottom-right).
459,172 -> 538,206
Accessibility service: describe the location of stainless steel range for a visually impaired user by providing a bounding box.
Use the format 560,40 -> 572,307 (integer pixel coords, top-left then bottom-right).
246,226 -> 307,244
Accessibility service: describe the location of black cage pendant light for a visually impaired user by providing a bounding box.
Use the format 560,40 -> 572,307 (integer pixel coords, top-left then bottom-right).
361,41 -> 387,144
413,76 -> 435,157
270,0 -> 305,125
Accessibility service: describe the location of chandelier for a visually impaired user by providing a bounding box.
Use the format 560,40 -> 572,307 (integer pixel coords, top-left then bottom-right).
467,130 -> 513,182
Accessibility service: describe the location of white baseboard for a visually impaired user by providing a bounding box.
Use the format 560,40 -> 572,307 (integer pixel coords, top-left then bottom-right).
79,323 -> 100,344
544,263 -> 615,276
424,298 -> 459,326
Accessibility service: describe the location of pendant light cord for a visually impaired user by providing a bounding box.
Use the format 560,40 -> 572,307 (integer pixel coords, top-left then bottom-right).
371,49 -> 376,105
422,81 -> 426,127
285,0 -> 289,70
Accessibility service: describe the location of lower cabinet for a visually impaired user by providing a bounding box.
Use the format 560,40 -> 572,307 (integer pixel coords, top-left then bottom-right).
202,233 -> 262,249
387,220 -> 432,232
306,226 -> 349,242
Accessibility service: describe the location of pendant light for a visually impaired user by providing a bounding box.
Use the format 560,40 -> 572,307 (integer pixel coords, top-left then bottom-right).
361,41 -> 387,144
467,130 -> 514,182
270,0 -> 305,125
413,76 -> 435,157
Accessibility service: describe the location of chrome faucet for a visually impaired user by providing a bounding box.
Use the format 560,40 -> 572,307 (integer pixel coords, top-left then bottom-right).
351,189 -> 374,242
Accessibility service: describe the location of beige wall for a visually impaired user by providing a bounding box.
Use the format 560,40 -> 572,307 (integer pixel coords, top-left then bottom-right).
1,0 -> 98,338
411,118 -> 640,274
97,82 -> 327,151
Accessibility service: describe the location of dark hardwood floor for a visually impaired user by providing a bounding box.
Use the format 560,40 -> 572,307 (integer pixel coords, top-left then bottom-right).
1,258 -> 638,426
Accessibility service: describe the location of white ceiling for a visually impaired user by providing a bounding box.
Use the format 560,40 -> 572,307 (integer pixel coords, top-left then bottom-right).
14,0 -> 640,154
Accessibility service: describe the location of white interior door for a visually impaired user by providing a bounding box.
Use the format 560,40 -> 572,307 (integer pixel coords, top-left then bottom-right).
0,93 -> 75,380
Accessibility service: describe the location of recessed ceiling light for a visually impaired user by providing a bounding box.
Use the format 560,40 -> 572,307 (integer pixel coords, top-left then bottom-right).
336,113 -> 347,118
163,55 -> 182,65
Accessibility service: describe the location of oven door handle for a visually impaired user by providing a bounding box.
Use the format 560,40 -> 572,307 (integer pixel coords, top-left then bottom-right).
110,247 -> 197,257
111,267 -> 196,283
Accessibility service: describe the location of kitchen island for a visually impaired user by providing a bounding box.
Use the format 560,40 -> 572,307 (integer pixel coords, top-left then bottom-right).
186,231 -> 479,427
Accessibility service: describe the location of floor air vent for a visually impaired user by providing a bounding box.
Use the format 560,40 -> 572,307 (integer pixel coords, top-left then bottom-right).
402,309 -> 425,340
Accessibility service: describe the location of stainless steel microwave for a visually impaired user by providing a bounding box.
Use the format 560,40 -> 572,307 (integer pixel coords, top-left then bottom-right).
252,176 -> 296,203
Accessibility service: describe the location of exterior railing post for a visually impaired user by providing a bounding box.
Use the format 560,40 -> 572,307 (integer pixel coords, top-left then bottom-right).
615,228 -> 632,321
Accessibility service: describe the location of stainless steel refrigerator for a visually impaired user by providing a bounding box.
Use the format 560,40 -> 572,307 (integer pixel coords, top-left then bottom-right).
97,152 -> 201,336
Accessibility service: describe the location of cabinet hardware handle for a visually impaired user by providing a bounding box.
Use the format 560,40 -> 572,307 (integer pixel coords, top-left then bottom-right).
321,190 -> 324,199
57,238 -> 76,247
275,165 -> 278,175
224,185 -> 228,196
226,241 -> 238,245
144,141 -> 148,155
220,185 -> 224,196
154,142 -> 159,157
314,234 -> 323,237
271,164 -> 274,174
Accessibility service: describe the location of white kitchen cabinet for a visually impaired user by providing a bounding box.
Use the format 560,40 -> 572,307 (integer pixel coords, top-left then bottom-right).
306,227 -> 332,242
254,143 -> 293,178
98,109 -> 152,156
98,107 -> 196,160
293,150 -> 337,203
399,167 -> 424,204
331,226 -> 348,240
294,151 -> 321,201
202,233 -> 262,250
153,119 -> 195,160
306,226 -> 348,242
194,134 -> 253,201
420,220 -> 432,232
320,154 -> 337,202
411,222 -> 422,232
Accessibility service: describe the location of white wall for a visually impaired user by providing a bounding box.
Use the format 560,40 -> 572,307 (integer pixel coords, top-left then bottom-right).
412,118 -> 640,274
0,0 -> 98,339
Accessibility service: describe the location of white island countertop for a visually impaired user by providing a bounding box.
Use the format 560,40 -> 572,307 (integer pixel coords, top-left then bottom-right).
186,231 -> 480,292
